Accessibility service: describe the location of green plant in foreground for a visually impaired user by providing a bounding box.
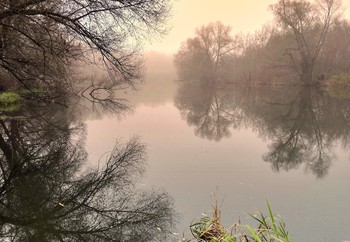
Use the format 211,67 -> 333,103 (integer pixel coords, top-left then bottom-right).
247,201 -> 290,242
188,201 -> 292,242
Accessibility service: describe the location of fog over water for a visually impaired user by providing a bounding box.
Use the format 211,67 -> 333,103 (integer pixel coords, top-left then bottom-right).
2,0 -> 350,241
85,52 -> 350,241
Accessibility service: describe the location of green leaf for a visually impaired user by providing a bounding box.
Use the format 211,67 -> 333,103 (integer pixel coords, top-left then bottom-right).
246,225 -> 262,242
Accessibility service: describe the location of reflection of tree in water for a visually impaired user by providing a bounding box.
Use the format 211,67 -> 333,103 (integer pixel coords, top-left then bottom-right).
175,81 -> 243,141
256,88 -> 332,178
241,86 -> 350,178
174,77 -> 350,177
0,103 -> 175,241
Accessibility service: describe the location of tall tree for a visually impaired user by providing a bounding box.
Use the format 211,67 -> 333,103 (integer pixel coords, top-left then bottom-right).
270,0 -> 343,84
174,22 -> 235,82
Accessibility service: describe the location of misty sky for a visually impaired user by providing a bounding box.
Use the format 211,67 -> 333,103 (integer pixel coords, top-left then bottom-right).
144,0 -> 350,54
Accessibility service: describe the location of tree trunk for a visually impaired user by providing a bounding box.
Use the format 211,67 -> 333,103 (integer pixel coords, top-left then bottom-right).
300,59 -> 314,85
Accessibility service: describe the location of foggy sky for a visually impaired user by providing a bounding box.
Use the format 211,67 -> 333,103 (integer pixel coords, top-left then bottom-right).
144,0 -> 350,54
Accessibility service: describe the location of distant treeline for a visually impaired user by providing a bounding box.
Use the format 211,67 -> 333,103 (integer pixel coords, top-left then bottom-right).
174,0 -> 350,85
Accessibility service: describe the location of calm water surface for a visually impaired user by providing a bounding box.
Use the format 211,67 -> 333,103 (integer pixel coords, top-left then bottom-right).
85,75 -> 350,241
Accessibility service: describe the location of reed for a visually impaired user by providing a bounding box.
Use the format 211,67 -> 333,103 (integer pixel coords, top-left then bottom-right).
187,201 -> 292,242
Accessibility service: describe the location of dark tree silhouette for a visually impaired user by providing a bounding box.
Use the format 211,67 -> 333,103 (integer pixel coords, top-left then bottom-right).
0,102 -> 176,241
0,0 -> 170,90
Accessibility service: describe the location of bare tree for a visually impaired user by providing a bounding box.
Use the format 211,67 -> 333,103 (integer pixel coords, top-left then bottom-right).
317,19 -> 350,75
270,0 -> 343,84
0,0 -> 170,90
174,22 -> 236,82
195,22 -> 235,70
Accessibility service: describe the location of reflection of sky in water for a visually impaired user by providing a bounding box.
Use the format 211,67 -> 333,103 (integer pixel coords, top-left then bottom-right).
86,100 -> 350,242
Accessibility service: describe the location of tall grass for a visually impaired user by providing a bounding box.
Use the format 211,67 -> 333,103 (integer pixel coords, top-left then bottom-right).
187,201 -> 292,242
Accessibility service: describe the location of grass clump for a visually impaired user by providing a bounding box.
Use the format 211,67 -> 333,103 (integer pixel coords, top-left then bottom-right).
188,201 -> 291,242
246,201 -> 290,242
0,91 -> 21,104
190,202 -> 236,242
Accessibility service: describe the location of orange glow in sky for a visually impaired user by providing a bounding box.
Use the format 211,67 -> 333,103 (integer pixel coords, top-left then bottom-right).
144,0 -> 350,54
